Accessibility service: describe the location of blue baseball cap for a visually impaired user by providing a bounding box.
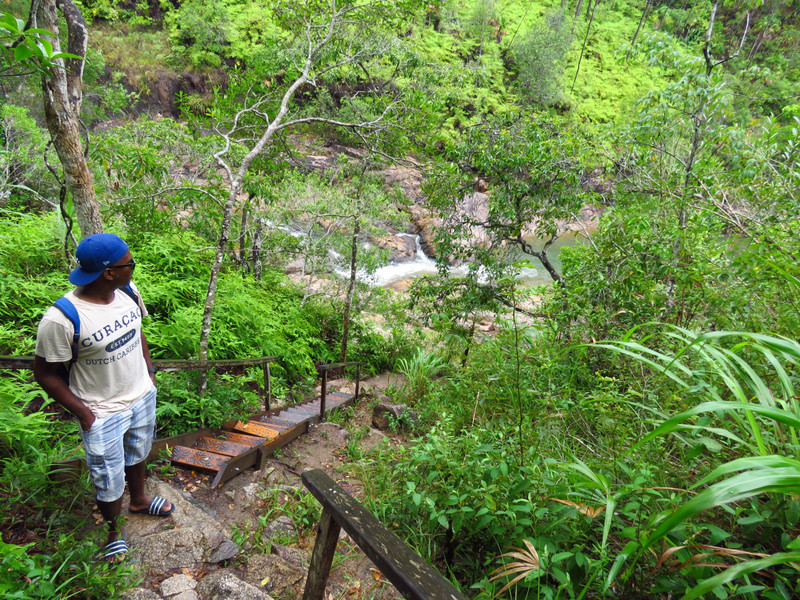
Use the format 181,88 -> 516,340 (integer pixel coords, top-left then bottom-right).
69,233 -> 129,285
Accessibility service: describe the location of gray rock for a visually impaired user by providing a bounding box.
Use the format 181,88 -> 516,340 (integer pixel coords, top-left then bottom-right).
263,515 -> 297,540
121,589 -> 160,600
244,553 -> 306,593
128,480 -> 240,570
209,537 -> 240,563
372,402 -> 418,431
196,571 -> 275,600
236,482 -> 264,507
160,573 -> 197,596
273,544 -> 307,568
171,591 -> 200,600
132,527 -> 207,571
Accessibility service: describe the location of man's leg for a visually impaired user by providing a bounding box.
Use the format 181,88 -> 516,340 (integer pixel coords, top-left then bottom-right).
96,496 -> 124,546
80,411 -> 127,556
126,461 -> 150,510
125,389 -> 173,514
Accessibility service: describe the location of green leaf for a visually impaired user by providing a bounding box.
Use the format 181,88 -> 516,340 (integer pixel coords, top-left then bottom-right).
645,468 -> 800,551
13,44 -> 33,61
681,552 -> 800,600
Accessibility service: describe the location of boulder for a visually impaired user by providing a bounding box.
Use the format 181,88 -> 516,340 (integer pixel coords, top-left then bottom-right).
372,403 -> 418,431
372,233 -> 418,262
128,479 -> 240,570
196,571 -> 275,600
273,544 -> 307,567
160,574 -> 198,597
131,527 -> 207,571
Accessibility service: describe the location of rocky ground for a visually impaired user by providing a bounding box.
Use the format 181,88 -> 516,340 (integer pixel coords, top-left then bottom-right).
120,374 -> 410,600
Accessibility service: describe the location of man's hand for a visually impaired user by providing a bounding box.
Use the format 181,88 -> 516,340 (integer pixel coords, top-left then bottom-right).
80,412 -> 96,432
33,356 -> 96,431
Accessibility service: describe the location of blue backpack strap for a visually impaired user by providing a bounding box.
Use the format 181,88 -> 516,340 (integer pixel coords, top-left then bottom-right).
119,284 -> 140,308
52,296 -> 80,364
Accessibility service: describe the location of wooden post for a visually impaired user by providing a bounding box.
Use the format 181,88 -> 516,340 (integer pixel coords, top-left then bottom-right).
355,363 -> 361,400
320,367 -> 327,421
302,508 -> 341,600
263,360 -> 271,411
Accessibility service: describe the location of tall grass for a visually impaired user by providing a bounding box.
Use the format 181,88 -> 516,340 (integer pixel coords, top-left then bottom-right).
594,325 -> 800,598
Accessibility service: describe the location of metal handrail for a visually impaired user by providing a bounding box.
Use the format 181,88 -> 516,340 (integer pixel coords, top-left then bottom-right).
316,361 -> 363,419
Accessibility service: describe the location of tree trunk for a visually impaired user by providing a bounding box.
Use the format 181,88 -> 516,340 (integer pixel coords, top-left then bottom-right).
627,0 -> 651,61
339,218 -> 360,363
571,0 -> 600,93
36,0 -> 102,238
197,184 -> 239,394
252,216 -> 264,281
574,0 -> 584,19
238,194 -> 250,270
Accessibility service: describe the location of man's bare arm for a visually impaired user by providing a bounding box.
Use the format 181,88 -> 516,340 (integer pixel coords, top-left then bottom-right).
141,331 -> 156,387
33,356 -> 95,431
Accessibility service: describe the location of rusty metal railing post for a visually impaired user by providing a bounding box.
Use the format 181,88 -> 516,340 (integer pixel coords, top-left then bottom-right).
263,360 -> 271,411
319,366 -> 327,421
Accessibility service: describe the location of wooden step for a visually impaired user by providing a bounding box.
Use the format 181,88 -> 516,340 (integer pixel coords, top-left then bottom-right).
232,420 -> 283,439
171,446 -> 229,471
263,415 -> 302,427
193,436 -> 251,457
219,432 -> 266,447
284,407 -> 317,418
253,416 -> 290,429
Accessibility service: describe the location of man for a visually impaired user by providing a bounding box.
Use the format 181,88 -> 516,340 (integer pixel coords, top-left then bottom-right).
33,233 -> 174,562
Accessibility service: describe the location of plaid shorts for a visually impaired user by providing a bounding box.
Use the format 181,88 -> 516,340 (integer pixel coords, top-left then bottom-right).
80,387 -> 157,502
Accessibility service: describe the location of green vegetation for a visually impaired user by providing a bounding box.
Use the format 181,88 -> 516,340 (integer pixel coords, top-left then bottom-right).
1,0 -> 799,597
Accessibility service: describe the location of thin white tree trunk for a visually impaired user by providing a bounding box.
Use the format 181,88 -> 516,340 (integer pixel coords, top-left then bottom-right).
339,218 -> 360,362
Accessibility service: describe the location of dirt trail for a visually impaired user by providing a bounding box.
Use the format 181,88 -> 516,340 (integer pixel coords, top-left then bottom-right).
122,374 -> 406,600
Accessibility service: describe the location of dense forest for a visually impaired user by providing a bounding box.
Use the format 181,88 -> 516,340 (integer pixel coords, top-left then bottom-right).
1,0 -> 799,597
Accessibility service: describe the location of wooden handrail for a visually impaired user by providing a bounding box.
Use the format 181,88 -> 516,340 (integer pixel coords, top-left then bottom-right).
0,355 -> 279,370
316,360 -> 363,370
0,355 -> 279,410
301,469 -> 466,600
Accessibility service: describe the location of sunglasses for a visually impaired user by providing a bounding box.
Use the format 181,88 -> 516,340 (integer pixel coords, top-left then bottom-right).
108,259 -> 136,270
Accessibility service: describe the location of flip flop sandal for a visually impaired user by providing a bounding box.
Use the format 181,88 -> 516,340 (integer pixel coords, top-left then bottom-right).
129,496 -> 175,517
103,539 -> 128,561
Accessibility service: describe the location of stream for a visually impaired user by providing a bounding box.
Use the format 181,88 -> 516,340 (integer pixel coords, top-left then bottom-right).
363,231 -> 591,288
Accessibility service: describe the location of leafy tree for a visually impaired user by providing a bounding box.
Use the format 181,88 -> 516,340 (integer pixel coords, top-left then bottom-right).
426,112 -> 591,287
512,9 -> 574,106
183,0 -> 409,392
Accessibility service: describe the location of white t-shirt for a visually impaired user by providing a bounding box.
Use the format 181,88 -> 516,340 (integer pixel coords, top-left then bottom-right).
35,282 -> 152,418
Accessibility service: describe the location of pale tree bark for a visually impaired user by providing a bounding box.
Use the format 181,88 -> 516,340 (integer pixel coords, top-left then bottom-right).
196,1 -> 398,394
35,0 -> 102,237
339,218 -> 360,363
251,216 -> 264,281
